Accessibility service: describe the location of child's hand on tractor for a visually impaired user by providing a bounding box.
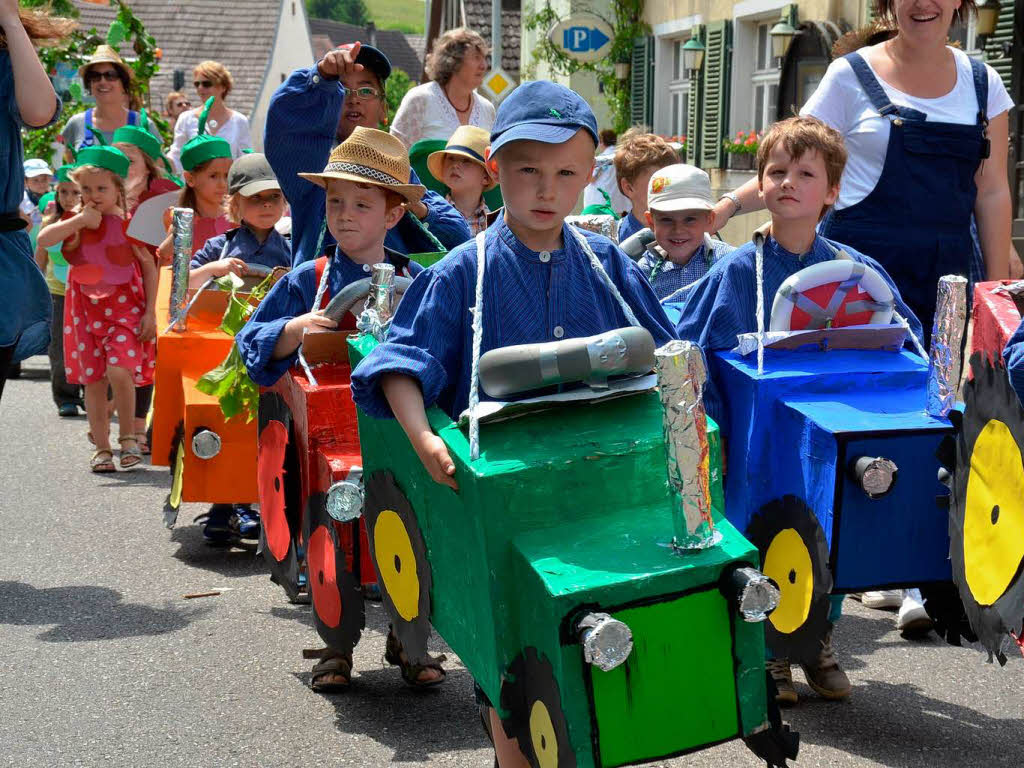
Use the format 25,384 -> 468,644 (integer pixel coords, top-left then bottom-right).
285,310 -> 337,337
212,258 -> 247,278
411,430 -> 458,491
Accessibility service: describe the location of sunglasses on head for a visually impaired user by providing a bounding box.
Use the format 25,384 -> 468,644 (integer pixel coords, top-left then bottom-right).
86,69 -> 121,84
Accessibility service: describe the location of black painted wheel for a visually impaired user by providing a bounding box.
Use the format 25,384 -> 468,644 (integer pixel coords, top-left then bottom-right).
499,648 -> 575,768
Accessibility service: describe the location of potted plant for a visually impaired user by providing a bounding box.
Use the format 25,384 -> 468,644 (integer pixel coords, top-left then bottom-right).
723,130 -> 760,170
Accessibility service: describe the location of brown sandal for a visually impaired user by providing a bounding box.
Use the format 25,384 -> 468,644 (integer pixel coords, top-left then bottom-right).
90,449 -> 116,473
384,630 -> 447,688
304,648 -> 353,692
118,436 -> 143,470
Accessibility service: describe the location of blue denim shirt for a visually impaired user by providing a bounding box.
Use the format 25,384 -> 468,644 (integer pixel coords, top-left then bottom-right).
189,225 -> 292,271
264,66 -> 471,264
1004,317 -> 1024,407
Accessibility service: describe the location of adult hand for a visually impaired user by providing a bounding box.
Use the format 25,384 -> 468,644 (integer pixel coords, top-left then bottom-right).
78,203 -> 102,230
411,430 -> 458,491
405,199 -> 429,220
318,41 -> 364,80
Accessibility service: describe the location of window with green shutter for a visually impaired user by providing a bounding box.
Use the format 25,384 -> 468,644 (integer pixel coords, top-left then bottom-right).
700,19 -> 732,169
983,2 -> 1016,91
630,36 -> 654,128
687,24 -> 704,165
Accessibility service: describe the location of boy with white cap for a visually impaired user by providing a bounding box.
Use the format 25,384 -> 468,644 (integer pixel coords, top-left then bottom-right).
638,163 -> 735,300
20,157 -> 52,235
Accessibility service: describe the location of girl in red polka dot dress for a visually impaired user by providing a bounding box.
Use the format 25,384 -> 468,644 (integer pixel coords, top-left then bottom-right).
38,144 -> 157,472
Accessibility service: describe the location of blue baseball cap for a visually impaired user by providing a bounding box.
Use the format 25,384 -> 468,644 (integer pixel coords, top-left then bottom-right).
489,81 -> 599,156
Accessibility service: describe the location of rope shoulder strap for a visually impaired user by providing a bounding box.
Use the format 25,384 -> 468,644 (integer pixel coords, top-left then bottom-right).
468,231 -> 487,461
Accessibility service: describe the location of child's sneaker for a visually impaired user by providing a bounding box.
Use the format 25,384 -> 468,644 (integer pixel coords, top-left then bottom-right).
896,588 -> 934,637
230,505 -> 261,540
856,590 -> 901,610
766,658 -> 798,706
799,629 -> 851,700
198,504 -> 237,546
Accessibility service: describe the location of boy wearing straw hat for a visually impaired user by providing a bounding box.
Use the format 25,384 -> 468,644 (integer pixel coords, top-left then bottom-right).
350,79 -> 675,766
427,125 -> 496,236
235,126 -> 439,692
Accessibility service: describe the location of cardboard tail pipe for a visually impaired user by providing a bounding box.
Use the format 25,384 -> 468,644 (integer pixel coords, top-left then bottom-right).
169,207 -> 194,332
926,275 -> 968,418
655,340 -> 720,550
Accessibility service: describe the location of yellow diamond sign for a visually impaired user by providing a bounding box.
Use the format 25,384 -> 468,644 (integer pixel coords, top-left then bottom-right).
482,68 -> 515,103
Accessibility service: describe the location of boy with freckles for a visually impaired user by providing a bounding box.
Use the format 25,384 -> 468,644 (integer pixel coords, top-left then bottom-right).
350,81 -> 674,767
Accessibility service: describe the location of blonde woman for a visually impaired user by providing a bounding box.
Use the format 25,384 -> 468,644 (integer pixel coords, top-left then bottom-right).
168,61 -> 251,172
390,27 -> 495,149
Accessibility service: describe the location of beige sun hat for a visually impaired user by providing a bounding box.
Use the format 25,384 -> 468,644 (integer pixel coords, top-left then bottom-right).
426,125 -> 496,190
78,45 -> 133,82
299,127 -> 426,204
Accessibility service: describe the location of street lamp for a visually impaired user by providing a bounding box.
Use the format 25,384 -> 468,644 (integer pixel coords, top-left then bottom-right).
770,6 -> 800,67
682,36 -> 705,76
976,0 -> 1001,47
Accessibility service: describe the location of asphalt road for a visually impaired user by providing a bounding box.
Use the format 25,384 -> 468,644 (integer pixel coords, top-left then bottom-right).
1,358 -> 1022,768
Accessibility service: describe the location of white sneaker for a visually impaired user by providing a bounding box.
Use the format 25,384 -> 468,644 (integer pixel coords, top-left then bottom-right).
859,590 -> 901,610
897,589 -> 934,637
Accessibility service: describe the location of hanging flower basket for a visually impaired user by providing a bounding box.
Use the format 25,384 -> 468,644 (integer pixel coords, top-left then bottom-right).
724,129 -> 761,170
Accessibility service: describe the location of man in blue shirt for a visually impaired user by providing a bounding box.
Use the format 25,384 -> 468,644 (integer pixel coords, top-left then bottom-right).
264,42 -> 470,264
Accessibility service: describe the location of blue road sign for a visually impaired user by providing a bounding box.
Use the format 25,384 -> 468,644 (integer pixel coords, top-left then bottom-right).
562,25 -> 611,53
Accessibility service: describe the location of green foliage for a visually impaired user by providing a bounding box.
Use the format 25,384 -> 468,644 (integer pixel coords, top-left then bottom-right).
21,0 -> 169,162
384,67 -> 413,120
306,0 -> 369,26
19,0 -> 78,16
196,272 -> 278,422
523,0 -> 647,134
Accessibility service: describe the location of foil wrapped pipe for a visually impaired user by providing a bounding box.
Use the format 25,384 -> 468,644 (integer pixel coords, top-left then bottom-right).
655,340 -> 720,551
926,275 -> 968,418
169,207 -> 195,332
368,262 -> 397,324
566,214 -> 619,243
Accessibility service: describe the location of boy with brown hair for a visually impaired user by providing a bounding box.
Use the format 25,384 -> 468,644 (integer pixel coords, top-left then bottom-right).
676,115 -> 923,706
613,127 -> 678,241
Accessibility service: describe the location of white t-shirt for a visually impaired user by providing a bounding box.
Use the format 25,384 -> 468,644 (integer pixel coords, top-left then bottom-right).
583,147 -> 631,215
167,108 -> 252,173
390,81 -> 496,150
801,45 -> 1013,210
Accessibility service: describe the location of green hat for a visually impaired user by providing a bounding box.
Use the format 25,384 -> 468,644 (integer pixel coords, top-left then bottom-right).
76,132 -> 130,179
180,97 -> 232,172
111,109 -> 184,187
54,164 -> 75,183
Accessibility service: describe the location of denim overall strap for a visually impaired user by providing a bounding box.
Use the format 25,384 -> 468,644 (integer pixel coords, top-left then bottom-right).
82,108 -> 95,149
843,53 -> 927,121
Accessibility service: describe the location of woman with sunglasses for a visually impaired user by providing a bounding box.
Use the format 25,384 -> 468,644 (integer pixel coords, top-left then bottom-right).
60,45 -> 153,157
167,61 -> 251,173
163,91 -> 191,123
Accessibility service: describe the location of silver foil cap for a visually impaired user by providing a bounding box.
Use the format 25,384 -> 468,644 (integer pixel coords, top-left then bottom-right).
169,207 -> 195,332
578,613 -> 633,671
326,467 -> 363,522
655,340 -> 718,550
729,567 -> 781,622
926,275 -> 968,418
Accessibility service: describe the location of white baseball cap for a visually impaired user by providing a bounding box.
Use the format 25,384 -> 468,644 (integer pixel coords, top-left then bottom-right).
23,159 -> 54,178
646,163 -> 713,213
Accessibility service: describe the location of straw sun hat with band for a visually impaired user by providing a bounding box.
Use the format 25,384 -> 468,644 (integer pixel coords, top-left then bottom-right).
426,125 -> 496,190
78,44 -> 133,83
299,126 -> 425,205
179,97 -> 233,172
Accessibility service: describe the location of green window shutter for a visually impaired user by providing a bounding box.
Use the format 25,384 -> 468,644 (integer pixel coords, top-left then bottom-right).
687,24 -> 704,166
700,19 -> 732,169
630,36 -> 654,128
983,2 -> 1016,91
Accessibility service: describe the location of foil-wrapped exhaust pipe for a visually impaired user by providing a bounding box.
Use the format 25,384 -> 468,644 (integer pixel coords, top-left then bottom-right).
925,275 -> 968,418
368,262 -> 397,324
169,207 -> 194,332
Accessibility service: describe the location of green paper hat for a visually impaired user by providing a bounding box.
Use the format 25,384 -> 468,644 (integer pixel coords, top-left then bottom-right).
111,109 -> 185,187
54,164 -> 75,183
180,97 -> 232,172
76,131 -> 130,179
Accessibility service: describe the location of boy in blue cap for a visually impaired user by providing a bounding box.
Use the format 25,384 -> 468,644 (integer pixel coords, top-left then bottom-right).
264,42 -> 470,264
350,80 -> 674,765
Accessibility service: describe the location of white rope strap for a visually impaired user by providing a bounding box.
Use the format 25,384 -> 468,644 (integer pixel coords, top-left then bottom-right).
468,231 -> 487,461
299,224 -> 332,387
569,226 -> 642,328
754,231 -> 766,374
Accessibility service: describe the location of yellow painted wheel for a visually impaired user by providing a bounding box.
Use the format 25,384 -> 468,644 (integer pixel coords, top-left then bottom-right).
168,438 -> 184,509
529,700 -> 560,768
746,495 -> 833,665
373,509 -> 420,622
950,354 -> 1024,661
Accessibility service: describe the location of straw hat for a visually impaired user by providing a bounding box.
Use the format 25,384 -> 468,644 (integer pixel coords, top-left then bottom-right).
78,45 -> 133,82
299,127 -> 425,204
427,125 -> 496,190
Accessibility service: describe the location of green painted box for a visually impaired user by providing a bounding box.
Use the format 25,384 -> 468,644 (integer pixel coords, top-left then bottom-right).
350,336 -> 769,767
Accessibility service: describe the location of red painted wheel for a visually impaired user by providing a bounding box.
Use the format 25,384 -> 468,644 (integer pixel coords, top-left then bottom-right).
257,392 -> 302,601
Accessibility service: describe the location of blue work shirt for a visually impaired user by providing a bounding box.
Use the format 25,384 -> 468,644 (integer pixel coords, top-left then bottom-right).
1004,317 -> 1024,407
351,217 -> 677,421
235,247 -> 422,387
1,51 -> 60,361
675,234 -> 923,430
618,211 -> 644,242
637,239 -> 735,301
189,225 -> 292,271
264,66 -> 471,264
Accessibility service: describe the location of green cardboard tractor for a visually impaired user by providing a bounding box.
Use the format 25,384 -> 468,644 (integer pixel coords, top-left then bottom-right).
347,333 -> 795,768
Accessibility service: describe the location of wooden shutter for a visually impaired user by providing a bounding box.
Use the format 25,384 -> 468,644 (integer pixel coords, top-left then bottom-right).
983,2 -> 1016,91
700,19 -> 732,168
630,36 -> 654,128
687,24 -> 704,166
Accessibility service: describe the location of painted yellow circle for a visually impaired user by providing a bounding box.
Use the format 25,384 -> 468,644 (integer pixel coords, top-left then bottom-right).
963,419 -> 1024,606
373,509 -> 420,622
762,528 -> 814,634
169,440 -> 185,509
529,700 -> 559,768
